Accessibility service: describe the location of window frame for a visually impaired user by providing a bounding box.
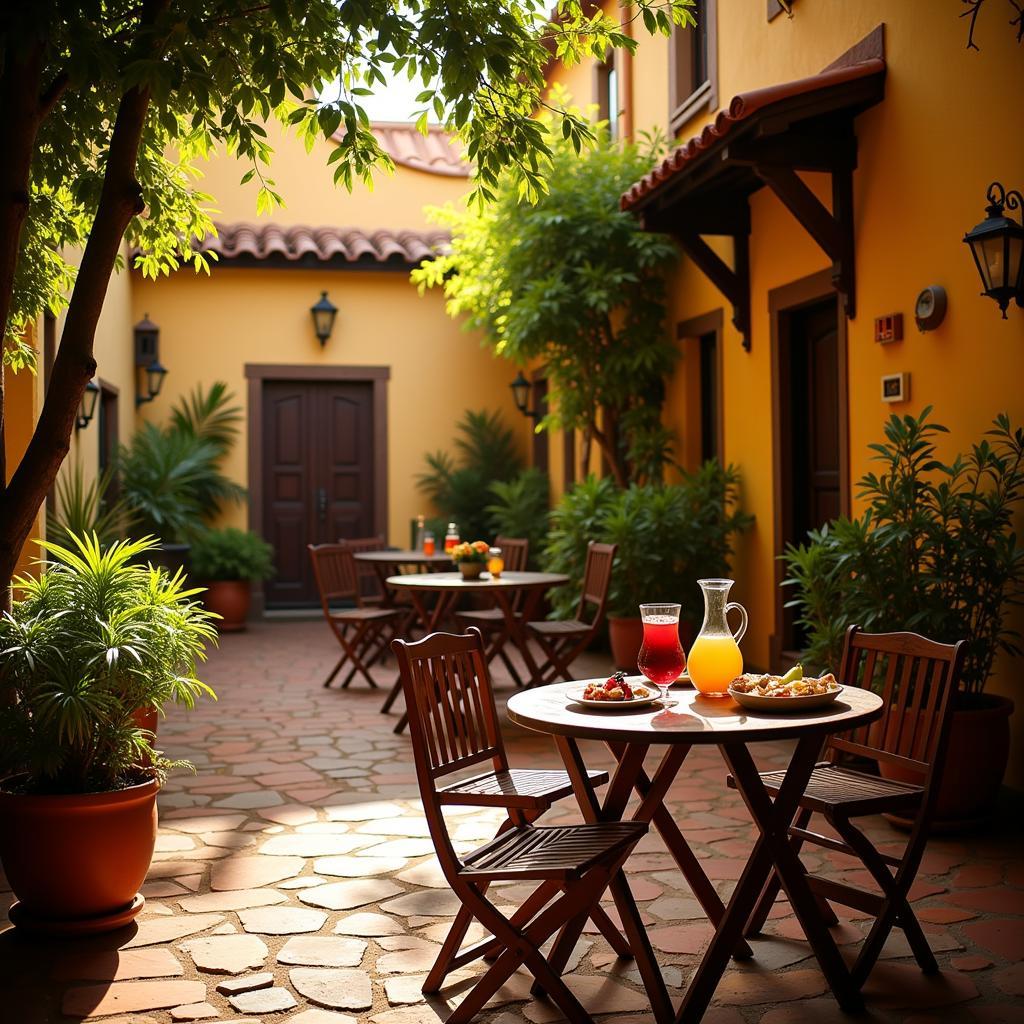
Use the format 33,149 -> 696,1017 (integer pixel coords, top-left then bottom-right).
668,0 -> 718,136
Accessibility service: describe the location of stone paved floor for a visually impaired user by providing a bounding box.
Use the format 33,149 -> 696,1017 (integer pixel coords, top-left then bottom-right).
1,619 -> 1022,1024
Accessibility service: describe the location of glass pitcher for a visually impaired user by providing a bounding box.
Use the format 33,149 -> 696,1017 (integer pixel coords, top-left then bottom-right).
687,579 -> 748,698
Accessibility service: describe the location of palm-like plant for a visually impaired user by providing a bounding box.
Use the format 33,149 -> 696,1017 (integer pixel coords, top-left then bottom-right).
0,534 -> 217,793
47,459 -> 134,548
170,381 -> 242,457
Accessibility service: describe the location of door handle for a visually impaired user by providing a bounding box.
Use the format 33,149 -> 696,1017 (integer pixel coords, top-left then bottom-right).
317,487 -> 327,522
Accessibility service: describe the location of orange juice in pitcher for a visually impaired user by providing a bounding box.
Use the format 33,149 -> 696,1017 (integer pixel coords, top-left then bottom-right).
687,579 -> 748,698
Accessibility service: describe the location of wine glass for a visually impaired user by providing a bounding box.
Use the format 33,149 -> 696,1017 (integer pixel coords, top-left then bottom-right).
637,603 -> 685,708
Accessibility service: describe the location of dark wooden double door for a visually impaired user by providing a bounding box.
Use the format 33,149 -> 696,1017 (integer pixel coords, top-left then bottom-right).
262,381 -> 376,608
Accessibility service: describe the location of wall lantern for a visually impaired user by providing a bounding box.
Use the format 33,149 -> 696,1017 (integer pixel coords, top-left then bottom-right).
311,291 -> 338,346
75,379 -> 100,431
509,371 -> 541,421
963,181 -> 1024,318
134,313 -> 168,407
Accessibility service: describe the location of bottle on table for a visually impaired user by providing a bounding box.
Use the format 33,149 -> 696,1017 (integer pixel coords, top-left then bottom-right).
423,531 -> 436,556
444,522 -> 460,553
487,547 -> 504,578
414,514 -> 426,550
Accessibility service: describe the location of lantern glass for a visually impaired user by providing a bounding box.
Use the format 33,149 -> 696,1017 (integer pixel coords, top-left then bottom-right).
147,360 -> 168,399
311,291 -> 338,345
77,380 -> 100,429
510,372 -> 530,415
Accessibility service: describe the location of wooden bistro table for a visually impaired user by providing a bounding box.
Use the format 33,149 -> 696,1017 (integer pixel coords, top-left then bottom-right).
506,681 -> 884,1023
385,571 -> 568,685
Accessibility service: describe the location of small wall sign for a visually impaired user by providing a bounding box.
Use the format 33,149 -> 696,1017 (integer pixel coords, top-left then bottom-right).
881,372 -> 909,403
874,313 -> 903,343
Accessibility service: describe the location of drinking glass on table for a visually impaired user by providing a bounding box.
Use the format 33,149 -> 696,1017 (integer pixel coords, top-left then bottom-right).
637,603 -> 686,708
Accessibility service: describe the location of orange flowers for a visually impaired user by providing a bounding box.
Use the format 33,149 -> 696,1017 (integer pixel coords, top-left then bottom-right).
450,540 -> 490,563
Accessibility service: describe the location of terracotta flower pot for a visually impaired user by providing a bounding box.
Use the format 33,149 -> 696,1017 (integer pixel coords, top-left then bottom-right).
458,561 -> 485,581
0,776 -> 159,934
881,693 -> 1014,832
203,579 -> 252,632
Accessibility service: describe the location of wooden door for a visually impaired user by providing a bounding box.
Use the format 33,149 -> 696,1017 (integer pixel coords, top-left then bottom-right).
779,296 -> 841,652
262,381 -> 375,607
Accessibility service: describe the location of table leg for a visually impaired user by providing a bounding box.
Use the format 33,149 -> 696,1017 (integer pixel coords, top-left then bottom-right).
675,735 -> 861,1023
496,585 -> 545,686
403,589 -> 433,634
426,590 -> 458,633
606,742 -> 753,961
548,738 -> 673,1024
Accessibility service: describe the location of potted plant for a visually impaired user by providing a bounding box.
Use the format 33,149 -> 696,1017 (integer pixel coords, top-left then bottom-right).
0,533 -> 216,934
191,528 -> 274,631
784,408 -> 1023,828
450,540 -> 491,580
543,467 -> 753,668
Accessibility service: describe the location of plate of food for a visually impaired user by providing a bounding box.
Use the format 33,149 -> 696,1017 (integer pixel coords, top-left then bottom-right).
567,671 -> 661,710
728,664 -> 843,711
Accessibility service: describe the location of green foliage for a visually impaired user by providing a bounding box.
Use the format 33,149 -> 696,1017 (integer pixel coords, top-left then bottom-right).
543,464 -> 753,621
413,114 -> 680,485
119,383 -> 244,543
0,534 -> 217,794
191,528 -> 274,583
47,459 -> 134,549
486,468 -> 551,568
783,408 -> 1024,693
5,0 -> 698,353
417,409 -> 524,541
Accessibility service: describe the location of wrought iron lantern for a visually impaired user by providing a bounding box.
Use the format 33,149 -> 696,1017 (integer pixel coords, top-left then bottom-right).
75,379 -> 100,430
509,371 -> 540,421
134,314 -> 168,406
137,359 -> 168,407
963,182 -> 1024,318
311,291 -> 338,346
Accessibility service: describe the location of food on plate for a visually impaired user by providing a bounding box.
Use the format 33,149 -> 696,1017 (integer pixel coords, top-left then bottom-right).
582,670 -> 651,702
729,665 -> 839,698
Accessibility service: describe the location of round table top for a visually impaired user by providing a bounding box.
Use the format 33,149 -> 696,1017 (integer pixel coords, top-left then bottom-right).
353,549 -> 453,565
506,679 -> 884,746
385,570 -> 569,590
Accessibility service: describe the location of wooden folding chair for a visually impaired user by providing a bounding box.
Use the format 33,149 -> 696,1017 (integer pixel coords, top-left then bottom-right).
392,628 -> 670,1024
338,535 -> 388,606
735,626 -> 966,990
454,537 -> 530,685
526,542 -> 617,686
308,544 -> 407,729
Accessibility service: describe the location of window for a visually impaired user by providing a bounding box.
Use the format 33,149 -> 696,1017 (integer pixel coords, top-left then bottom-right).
595,56 -> 620,139
97,381 -> 120,501
669,0 -> 717,135
699,331 -> 719,464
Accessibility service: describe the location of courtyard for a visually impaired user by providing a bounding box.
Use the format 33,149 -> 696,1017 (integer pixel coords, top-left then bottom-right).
2,620 -> 1020,1024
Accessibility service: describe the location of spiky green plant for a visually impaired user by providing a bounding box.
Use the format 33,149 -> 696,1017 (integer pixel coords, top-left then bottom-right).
47,459 -> 134,549
0,533 -> 217,794
486,469 -> 551,568
170,381 -> 242,457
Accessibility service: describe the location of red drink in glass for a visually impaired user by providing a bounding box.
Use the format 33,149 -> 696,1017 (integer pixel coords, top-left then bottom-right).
638,604 -> 685,707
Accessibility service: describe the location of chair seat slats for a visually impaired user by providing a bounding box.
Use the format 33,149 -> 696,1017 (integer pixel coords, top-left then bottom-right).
528,619 -> 589,636
439,767 -> 609,808
756,764 -> 923,814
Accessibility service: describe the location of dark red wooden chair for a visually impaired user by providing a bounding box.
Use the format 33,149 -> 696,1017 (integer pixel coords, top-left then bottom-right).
454,536 -> 530,684
526,542 -> 617,686
308,544 -> 407,731
338,535 -> 388,606
735,625 -> 966,990
392,628 -> 666,1023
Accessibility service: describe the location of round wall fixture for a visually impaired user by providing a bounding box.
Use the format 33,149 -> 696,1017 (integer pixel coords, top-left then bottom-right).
914,286 -> 947,332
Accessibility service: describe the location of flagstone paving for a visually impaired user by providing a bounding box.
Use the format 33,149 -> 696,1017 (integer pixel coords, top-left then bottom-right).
0,618 -> 1021,1023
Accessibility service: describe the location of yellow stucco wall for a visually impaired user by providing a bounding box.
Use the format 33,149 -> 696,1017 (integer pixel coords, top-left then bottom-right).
547,1 -> 1024,783
131,264 -> 522,546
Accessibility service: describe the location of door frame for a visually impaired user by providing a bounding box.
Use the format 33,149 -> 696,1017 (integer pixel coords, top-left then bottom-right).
245,364 -> 390,613
768,271 -> 849,665
676,308 -> 724,466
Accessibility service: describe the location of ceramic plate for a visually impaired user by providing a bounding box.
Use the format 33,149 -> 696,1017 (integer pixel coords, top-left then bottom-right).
728,685 -> 843,712
566,684 -> 661,711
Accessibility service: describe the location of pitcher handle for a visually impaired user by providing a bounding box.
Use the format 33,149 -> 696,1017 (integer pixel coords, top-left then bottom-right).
726,602 -> 748,644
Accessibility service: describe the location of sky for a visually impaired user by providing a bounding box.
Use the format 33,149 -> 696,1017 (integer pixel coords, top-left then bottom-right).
322,70 -> 434,124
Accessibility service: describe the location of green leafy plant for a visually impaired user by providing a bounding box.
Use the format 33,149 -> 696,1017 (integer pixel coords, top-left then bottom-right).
120,383 -> 245,543
486,468 -> 551,568
543,464 -> 753,623
414,112 -> 679,486
783,408 -> 1024,694
47,459 -> 134,549
191,528 -> 274,583
0,534 -> 217,794
418,409 -> 524,541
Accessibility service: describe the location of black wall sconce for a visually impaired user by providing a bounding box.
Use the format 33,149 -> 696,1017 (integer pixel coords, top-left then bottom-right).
963,182 -> 1023,318
134,314 -> 168,407
509,371 -> 541,421
75,379 -> 100,431
311,291 -> 338,347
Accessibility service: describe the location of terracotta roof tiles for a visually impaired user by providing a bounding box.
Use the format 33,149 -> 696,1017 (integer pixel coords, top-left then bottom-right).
369,122 -> 470,177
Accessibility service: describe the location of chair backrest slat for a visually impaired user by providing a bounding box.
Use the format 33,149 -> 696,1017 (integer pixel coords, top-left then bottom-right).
338,536 -> 386,603
308,544 -> 359,617
577,542 -> 617,626
831,625 -> 965,786
495,537 -> 530,573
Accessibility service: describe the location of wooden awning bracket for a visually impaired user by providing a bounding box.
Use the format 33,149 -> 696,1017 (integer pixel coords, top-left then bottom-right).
677,231 -> 752,351
754,160 -> 857,318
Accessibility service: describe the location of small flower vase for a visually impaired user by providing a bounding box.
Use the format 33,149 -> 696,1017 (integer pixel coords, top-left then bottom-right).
459,561 -> 485,580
